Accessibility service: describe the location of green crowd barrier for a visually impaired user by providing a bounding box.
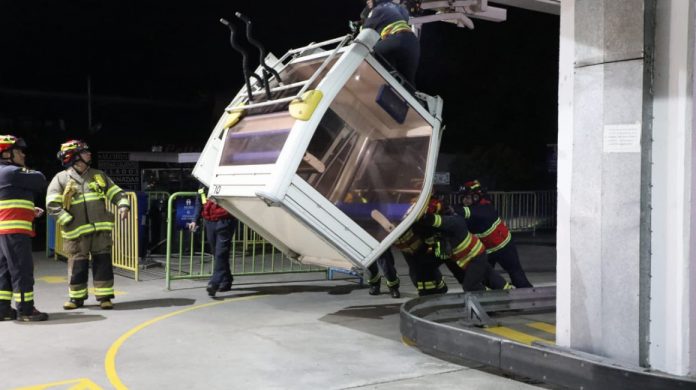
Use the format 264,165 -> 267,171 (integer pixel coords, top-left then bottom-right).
165,192 -> 326,290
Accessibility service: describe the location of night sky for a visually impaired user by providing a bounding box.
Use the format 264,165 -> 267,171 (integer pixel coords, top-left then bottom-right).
0,1 -> 559,189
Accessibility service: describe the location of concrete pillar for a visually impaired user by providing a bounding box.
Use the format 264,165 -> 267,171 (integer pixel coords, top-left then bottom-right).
557,0 -> 649,366
649,0 -> 695,377
558,0 -> 696,376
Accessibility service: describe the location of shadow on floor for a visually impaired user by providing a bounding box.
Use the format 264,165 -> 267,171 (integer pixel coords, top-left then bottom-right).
212,283 -> 365,299
323,303 -> 403,320
13,311 -> 106,325
106,298 -> 197,311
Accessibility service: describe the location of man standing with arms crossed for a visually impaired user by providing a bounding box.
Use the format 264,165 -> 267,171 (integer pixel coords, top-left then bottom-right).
46,140 -> 130,310
0,135 -> 49,321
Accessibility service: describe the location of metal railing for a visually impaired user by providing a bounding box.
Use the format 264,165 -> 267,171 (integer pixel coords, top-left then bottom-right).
164,192 -> 325,290
448,190 -> 557,233
107,192 -> 140,280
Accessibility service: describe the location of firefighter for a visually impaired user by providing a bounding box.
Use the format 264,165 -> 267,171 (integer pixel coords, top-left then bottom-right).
393,198 -> 448,296
344,189 -> 402,298
455,180 -> 533,288
366,249 -> 400,298
363,0 -> 420,85
418,196 -> 508,292
46,140 -> 130,310
187,187 -> 237,297
0,135 -> 49,321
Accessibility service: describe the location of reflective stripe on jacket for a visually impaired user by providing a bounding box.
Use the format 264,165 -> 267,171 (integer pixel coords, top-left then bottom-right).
0,163 -> 46,236
363,2 -> 412,38
458,204 -> 512,254
46,167 -> 130,240
421,213 -> 485,269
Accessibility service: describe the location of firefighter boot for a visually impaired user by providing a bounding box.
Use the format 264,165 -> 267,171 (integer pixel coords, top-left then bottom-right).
18,308 -> 49,322
0,303 -> 16,321
368,283 -> 381,296
63,298 -> 84,310
99,298 -> 113,310
389,285 -> 401,299
206,285 -> 217,297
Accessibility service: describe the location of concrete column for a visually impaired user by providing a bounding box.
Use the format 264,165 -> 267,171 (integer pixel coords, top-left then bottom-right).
557,0 -> 649,365
649,0 -> 695,377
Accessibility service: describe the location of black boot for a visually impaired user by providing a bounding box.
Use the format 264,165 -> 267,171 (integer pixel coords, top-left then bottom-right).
18,308 -> 48,322
389,285 -> 400,298
0,306 -> 16,321
368,283 -> 381,296
206,285 -> 217,297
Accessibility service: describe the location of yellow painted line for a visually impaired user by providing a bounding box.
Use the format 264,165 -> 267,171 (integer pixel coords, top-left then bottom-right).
401,336 -> 416,347
485,326 -> 554,345
105,295 -> 266,390
37,276 -> 67,284
527,322 -> 556,335
12,377 -> 102,390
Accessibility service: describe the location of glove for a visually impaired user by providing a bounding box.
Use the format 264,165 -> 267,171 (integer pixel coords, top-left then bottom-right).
62,179 -> 79,210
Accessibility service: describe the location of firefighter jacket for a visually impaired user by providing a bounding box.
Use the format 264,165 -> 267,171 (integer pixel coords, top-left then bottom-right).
456,202 -> 511,254
46,167 -> 130,240
0,161 -> 46,237
419,213 -> 485,270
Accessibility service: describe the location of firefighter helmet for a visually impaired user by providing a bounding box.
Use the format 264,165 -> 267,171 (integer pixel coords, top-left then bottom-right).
427,196 -> 443,215
57,140 -> 90,167
458,180 -> 486,203
0,135 -> 27,156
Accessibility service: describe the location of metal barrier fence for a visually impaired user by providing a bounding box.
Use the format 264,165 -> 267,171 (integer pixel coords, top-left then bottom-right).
164,192 -> 325,289
48,191 -> 141,280
107,192 -> 140,280
448,190 -> 557,233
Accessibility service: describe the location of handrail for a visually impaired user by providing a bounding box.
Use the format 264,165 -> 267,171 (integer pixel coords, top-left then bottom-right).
224,34 -> 353,113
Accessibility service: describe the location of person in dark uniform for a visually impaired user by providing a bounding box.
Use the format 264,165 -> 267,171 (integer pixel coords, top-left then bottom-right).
455,180 -> 533,288
395,195 -> 508,293
366,249 -> 401,298
188,187 -> 237,297
0,135 -> 48,321
363,0 -> 420,85
419,209 -> 508,292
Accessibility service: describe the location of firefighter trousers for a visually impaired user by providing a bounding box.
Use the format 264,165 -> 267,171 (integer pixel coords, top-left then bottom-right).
63,231 -> 114,301
205,219 -> 236,290
457,254 -> 507,292
0,234 -> 36,315
366,249 -> 400,288
488,243 -> 533,288
375,32 -> 420,86
402,251 -> 447,296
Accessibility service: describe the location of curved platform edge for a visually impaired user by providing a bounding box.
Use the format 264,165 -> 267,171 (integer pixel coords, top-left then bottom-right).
400,294 -> 696,390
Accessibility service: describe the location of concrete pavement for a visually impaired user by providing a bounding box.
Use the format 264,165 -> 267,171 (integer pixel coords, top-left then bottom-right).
2,251 -> 555,390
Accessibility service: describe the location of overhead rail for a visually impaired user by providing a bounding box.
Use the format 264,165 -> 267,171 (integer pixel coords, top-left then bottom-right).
407,0 -> 508,34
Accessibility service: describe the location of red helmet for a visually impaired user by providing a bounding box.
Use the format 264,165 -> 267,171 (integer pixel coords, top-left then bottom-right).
57,140 -> 90,167
0,135 -> 27,155
427,197 -> 443,215
458,179 -> 488,204
458,180 -> 483,195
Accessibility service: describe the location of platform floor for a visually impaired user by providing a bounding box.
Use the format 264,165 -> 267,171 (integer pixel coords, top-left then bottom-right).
3,244 -> 556,390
